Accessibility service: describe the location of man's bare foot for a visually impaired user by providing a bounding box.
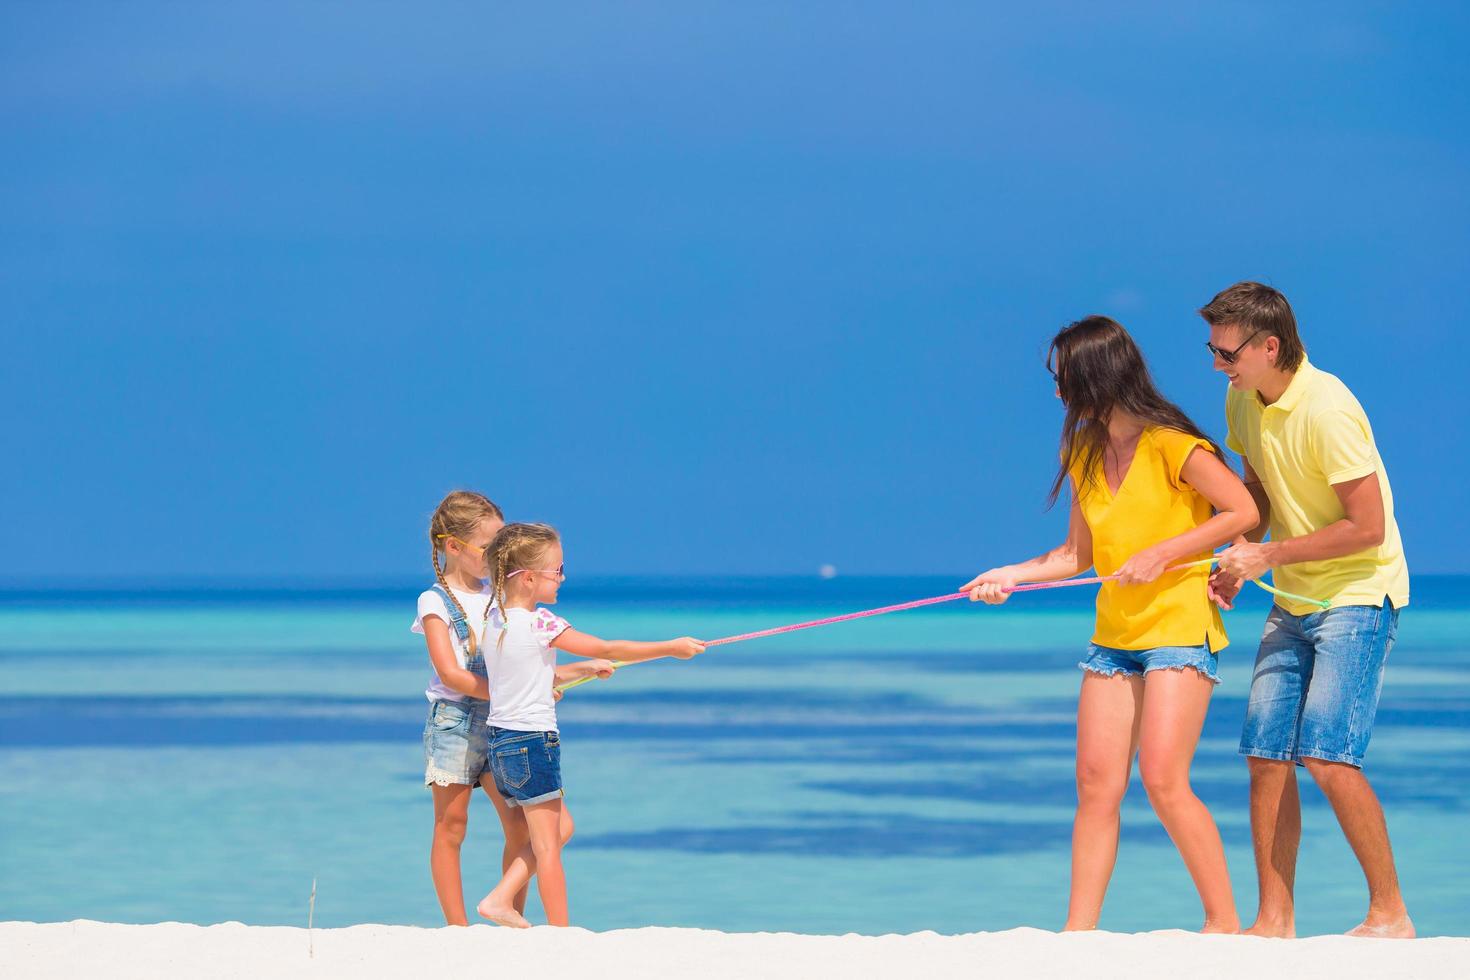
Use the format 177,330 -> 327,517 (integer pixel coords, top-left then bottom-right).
476,892 -> 531,929
1347,915 -> 1415,939
1243,919 -> 1295,938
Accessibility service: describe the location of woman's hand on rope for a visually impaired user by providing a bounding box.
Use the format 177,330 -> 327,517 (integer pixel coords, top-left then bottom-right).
1114,545 -> 1173,586
962,568 -> 1016,604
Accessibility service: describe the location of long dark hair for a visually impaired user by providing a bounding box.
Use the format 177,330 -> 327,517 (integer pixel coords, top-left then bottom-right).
1047,315 -> 1223,507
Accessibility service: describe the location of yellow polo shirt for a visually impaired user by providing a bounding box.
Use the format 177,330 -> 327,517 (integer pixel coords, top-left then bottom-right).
1072,427 -> 1229,653
1225,357 -> 1409,615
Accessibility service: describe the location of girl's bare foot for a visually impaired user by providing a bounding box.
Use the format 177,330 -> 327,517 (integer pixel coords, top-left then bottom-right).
1347,915 -> 1415,939
476,891 -> 531,928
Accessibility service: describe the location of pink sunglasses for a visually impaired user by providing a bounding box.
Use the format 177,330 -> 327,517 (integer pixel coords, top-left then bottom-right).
507,564 -> 565,580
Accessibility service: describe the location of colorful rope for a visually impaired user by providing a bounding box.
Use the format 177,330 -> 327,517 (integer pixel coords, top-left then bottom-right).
553,557 -> 1327,692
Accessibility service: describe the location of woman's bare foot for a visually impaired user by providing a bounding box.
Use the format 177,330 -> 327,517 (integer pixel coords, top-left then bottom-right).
476,890 -> 531,928
1347,915 -> 1415,939
1200,918 -> 1240,934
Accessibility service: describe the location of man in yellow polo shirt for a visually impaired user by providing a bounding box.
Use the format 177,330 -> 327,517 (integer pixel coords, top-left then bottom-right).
1200,281 -> 1412,939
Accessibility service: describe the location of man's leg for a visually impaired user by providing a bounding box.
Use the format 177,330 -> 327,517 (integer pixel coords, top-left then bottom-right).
1300,759 -> 1412,936
1297,601 -> 1412,937
1238,607 -> 1311,938
1245,757 -> 1300,937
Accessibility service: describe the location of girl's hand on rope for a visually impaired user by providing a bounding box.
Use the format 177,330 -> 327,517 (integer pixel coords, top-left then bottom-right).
1114,545 -> 1172,586
558,659 -> 616,684
667,637 -> 706,660
1207,568 -> 1243,611
962,568 -> 1016,604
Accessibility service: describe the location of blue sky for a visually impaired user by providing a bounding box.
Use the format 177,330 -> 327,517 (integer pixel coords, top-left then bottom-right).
3,2 -> 1467,579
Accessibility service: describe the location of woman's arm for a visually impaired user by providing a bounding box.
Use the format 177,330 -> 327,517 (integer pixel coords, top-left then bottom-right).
1238,458 -> 1271,544
422,616 -> 490,700
553,629 -> 705,664
1115,447 -> 1259,585
961,495 -> 1094,603
1208,458 -> 1270,609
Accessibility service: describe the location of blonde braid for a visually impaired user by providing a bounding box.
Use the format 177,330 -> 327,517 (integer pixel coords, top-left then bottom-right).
493,548 -> 510,653
429,502 -> 488,657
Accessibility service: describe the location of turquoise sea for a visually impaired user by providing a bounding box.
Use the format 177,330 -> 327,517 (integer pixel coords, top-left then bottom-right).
1,577 -> 1467,936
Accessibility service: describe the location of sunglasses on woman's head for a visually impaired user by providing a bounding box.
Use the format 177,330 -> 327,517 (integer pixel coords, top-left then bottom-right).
1205,329 -> 1262,365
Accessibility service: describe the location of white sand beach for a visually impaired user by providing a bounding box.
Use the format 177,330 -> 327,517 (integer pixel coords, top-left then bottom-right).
2,921 -> 1466,980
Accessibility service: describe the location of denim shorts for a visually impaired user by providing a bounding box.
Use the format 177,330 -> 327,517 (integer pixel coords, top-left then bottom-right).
489,727 -> 565,807
1079,643 -> 1221,684
1240,599 -> 1398,768
423,699 -> 492,787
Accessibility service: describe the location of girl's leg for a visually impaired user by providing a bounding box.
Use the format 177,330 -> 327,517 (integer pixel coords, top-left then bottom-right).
478,782 -> 577,918
524,799 -> 569,925
1136,668 -> 1240,933
1066,671 -> 1143,931
477,800 -> 573,926
560,803 -> 576,847
429,783 -> 476,925
482,778 -> 532,914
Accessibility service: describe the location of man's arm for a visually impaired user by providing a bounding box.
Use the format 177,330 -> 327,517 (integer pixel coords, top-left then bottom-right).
1218,472 -> 1384,581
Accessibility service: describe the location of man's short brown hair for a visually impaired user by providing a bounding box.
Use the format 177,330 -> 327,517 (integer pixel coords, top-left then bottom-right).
1198,281 -> 1305,372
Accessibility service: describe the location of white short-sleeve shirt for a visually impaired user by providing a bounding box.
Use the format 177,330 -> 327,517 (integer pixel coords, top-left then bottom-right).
411,584 -> 492,703
485,605 -> 572,732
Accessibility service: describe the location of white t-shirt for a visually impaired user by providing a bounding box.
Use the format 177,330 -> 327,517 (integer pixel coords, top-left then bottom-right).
411,584 -> 493,703
485,605 -> 572,732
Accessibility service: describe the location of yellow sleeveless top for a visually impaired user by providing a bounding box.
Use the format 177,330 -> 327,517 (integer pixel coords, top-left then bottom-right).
1070,426 -> 1229,653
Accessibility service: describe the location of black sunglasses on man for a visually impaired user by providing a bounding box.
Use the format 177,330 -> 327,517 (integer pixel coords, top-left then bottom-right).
1205,328 -> 1262,365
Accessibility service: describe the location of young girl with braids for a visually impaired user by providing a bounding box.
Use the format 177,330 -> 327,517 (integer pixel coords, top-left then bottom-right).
415,492 -> 612,925
475,522 -> 705,928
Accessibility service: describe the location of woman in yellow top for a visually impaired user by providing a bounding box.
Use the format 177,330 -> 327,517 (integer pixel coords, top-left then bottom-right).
964,316 -> 1259,933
